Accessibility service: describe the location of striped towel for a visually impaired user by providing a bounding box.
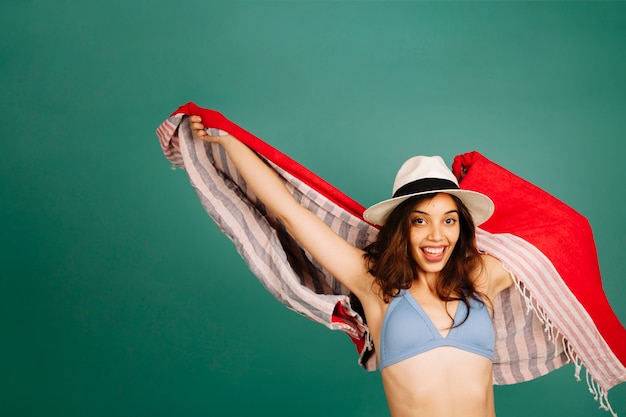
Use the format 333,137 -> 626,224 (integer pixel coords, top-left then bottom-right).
156,102 -> 625,415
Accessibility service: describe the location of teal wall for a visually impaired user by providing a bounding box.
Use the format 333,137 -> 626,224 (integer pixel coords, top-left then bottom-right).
2,1 -> 625,416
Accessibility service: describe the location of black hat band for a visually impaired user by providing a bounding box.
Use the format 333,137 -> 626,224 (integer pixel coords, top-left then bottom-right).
393,178 -> 459,198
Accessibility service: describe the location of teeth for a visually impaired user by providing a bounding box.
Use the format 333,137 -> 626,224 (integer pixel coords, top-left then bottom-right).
423,247 -> 444,255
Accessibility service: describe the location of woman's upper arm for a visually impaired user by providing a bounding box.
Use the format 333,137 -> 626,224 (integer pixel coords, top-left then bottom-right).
279,201 -> 374,297
205,132 -> 374,298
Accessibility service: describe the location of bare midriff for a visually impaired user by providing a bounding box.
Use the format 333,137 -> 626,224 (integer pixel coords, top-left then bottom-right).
381,347 -> 495,417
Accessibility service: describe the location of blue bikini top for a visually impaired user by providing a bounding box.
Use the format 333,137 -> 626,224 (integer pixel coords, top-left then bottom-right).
378,289 -> 494,371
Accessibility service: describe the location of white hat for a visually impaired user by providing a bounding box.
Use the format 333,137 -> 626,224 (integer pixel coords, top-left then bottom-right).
363,156 -> 494,226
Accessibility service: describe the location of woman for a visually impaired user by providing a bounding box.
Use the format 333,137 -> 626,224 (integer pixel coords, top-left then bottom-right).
190,115 -> 513,417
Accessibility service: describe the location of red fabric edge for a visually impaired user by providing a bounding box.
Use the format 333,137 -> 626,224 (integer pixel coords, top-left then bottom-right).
172,102 -> 369,223
331,302 -> 366,354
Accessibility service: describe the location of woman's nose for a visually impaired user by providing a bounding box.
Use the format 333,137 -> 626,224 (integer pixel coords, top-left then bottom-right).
428,224 -> 443,241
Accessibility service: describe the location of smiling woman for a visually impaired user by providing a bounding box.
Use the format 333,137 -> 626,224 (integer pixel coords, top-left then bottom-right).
156,103 -> 625,417
375,196 -> 500,417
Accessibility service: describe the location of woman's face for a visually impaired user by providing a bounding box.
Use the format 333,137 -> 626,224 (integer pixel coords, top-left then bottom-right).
408,193 -> 460,274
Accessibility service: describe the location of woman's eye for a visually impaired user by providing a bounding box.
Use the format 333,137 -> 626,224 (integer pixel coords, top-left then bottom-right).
411,218 -> 425,225
445,218 -> 457,225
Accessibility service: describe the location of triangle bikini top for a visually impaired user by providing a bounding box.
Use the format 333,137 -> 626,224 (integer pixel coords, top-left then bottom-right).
378,289 -> 495,371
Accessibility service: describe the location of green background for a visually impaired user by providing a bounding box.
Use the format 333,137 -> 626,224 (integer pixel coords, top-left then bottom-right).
2,1 -> 625,416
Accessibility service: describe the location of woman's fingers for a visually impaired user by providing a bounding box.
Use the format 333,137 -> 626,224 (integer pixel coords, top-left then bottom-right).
190,122 -> 205,132
189,115 -> 207,139
189,115 -> 223,143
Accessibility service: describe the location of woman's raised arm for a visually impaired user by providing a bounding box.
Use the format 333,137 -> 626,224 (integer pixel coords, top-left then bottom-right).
190,115 -> 374,299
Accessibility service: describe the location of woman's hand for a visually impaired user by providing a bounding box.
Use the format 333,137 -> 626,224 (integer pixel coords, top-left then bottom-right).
190,115 -> 225,144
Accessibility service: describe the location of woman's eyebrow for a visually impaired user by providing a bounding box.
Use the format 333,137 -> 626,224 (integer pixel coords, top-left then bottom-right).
411,209 -> 459,215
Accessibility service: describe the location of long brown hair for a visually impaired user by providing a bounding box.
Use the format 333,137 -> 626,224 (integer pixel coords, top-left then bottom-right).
363,193 -> 486,317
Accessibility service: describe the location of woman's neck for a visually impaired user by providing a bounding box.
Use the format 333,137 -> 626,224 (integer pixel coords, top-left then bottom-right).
414,271 -> 441,295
